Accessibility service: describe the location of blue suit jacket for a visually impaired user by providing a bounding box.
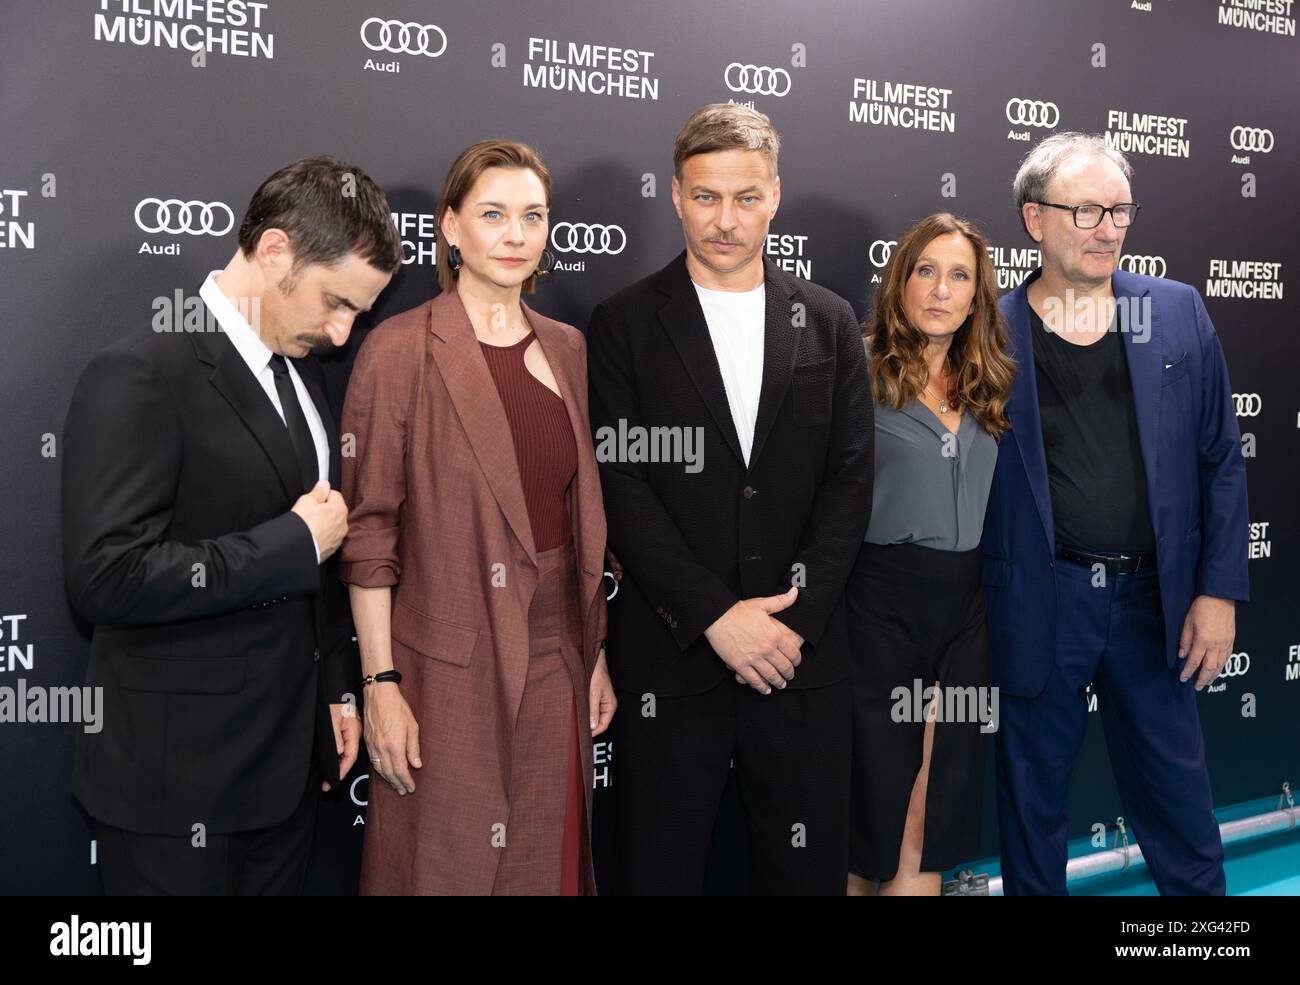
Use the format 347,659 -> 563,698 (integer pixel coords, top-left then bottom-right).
982,267 -> 1249,698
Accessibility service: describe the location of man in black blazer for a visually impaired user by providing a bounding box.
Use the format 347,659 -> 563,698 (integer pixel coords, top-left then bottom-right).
62,156 -> 400,894
588,105 -> 874,894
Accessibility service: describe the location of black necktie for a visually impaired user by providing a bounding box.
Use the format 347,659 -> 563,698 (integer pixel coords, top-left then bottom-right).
268,354 -> 319,494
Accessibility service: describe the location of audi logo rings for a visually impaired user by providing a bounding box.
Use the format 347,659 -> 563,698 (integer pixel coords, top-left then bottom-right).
1233,393 -> 1262,417
134,198 -> 234,236
360,17 -> 447,57
1217,652 -> 1250,678
1120,254 -> 1167,278
1005,98 -> 1060,129
551,222 -> 626,255
868,239 -> 897,268
1229,126 -> 1273,153
724,63 -> 791,97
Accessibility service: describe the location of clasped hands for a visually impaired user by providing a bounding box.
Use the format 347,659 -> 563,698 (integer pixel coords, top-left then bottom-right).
705,586 -> 804,694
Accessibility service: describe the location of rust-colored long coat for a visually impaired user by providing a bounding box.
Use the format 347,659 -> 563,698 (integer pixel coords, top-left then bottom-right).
338,290 -> 608,895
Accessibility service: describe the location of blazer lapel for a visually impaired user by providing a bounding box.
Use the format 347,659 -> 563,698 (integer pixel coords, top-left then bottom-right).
1113,269 -> 1161,513
749,257 -> 802,467
1005,268 -> 1056,553
656,252 -> 746,467
191,326 -> 302,503
428,291 -> 538,565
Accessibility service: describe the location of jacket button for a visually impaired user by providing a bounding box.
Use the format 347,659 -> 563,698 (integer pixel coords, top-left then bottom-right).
742,486 -> 756,499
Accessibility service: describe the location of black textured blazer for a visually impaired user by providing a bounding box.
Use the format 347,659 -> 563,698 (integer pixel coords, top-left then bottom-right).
587,250 -> 874,696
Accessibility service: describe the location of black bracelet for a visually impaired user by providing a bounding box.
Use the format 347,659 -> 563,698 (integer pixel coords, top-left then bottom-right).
363,670 -> 402,687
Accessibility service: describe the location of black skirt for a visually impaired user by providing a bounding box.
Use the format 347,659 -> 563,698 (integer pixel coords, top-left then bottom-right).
846,540 -> 988,881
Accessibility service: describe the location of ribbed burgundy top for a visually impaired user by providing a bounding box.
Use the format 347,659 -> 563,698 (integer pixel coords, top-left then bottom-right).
479,329 -> 578,552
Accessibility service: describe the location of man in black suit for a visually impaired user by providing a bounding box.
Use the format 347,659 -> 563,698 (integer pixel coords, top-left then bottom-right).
588,105 -> 874,894
62,156 -> 401,894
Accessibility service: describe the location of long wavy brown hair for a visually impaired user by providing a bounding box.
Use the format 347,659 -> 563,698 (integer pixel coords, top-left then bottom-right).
865,213 -> 1015,438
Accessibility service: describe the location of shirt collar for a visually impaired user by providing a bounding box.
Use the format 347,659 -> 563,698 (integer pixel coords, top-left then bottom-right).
879,393 -> 976,444
692,279 -> 765,299
199,271 -> 275,376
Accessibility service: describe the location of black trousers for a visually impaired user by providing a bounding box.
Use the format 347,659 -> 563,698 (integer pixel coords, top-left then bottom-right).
92,772 -> 319,896
611,676 -> 851,895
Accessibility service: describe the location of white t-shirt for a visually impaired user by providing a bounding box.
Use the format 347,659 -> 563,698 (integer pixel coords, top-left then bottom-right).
693,281 -> 766,465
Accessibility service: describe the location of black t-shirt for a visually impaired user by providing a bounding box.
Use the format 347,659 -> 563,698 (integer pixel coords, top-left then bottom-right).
1029,304 -> 1157,554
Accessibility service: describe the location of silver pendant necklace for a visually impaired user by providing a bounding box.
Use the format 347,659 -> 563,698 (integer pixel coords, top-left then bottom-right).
924,382 -> 951,415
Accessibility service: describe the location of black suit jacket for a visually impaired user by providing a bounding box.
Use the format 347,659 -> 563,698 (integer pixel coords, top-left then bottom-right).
62,317 -> 357,835
587,251 -> 874,696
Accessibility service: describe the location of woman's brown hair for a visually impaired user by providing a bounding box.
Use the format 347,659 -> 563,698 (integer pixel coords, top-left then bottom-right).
865,212 -> 1016,438
435,139 -> 552,294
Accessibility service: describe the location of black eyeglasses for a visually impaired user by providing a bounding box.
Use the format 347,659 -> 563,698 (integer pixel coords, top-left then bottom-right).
1035,201 -> 1141,229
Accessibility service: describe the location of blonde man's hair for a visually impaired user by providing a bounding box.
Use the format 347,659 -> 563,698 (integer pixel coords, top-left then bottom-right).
673,103 -> 780,179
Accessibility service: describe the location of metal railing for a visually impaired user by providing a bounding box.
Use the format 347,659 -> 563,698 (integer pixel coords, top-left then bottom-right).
943,782 -> 1297,896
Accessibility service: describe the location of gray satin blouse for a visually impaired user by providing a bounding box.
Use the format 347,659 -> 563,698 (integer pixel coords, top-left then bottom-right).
864,375 -> 999,552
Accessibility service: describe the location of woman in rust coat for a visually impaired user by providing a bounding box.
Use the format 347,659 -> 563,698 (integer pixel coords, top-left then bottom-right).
339,140 -> 616,895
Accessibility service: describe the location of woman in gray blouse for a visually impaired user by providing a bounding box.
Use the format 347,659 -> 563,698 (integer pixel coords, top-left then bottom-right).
847,213 -> 1015,896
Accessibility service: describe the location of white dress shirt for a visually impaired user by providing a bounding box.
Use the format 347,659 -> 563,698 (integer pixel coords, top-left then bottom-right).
693,280 -> 766,465
200,271 -> 328,560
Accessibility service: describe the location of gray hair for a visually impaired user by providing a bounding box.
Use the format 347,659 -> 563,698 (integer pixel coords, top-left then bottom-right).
673,103 -> 781,179
1012,132 -> 1133,213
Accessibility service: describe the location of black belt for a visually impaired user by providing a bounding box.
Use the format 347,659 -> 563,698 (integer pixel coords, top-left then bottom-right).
1057,545 -> 1157,574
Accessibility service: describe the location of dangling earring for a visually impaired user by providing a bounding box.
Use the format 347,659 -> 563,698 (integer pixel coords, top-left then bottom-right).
533,248 -> 556,279
447,244 -> 464,270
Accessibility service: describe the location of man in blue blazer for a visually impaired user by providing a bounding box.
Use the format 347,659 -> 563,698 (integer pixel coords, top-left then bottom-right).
983,134 -> 1249,895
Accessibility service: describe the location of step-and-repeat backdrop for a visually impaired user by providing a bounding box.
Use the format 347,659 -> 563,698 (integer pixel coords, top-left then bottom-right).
2,0 -> 1296,894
